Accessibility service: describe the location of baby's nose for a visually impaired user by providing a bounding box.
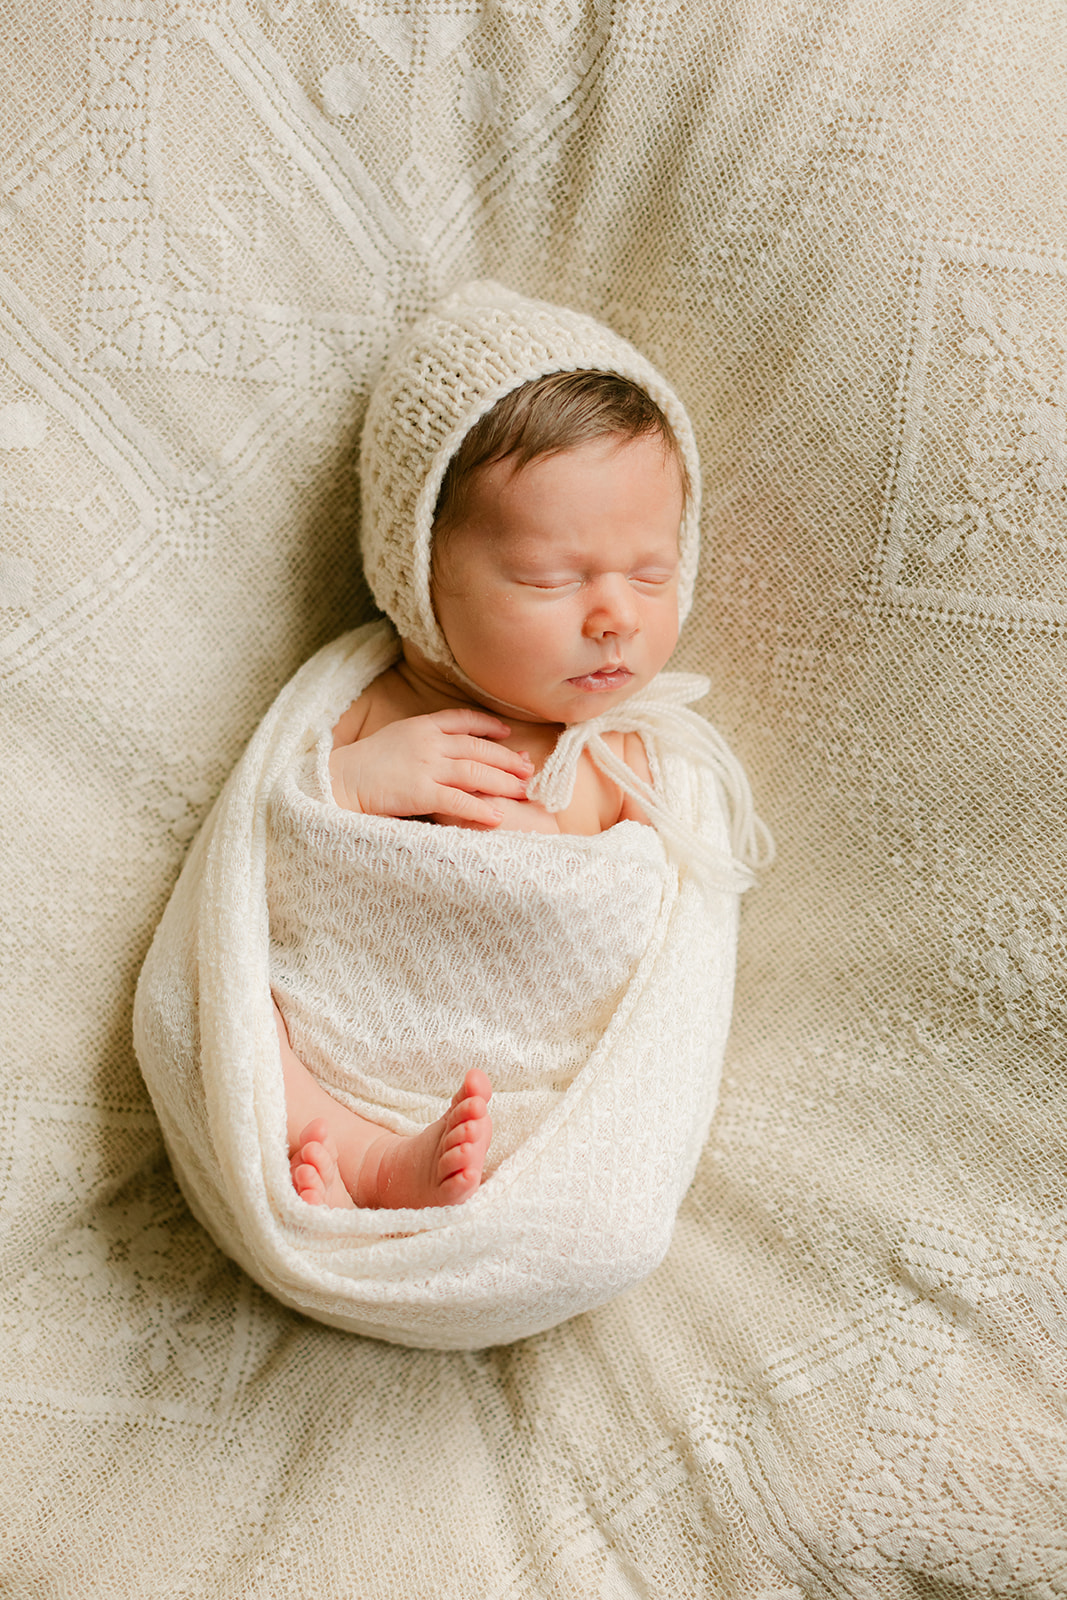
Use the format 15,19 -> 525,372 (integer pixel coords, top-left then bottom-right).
583,576 -> 639,636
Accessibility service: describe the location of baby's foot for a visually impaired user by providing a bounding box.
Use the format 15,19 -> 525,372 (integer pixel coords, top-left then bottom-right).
358,1070 -> 493,1209
290,1118 -> 355,1209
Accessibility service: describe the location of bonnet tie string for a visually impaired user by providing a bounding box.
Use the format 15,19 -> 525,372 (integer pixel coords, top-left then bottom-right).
525,672 -> 775,893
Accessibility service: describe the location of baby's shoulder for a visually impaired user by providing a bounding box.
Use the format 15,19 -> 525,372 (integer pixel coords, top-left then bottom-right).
331,666 -> 410,749
586,729 -> 653,828
593,729 -> 653,782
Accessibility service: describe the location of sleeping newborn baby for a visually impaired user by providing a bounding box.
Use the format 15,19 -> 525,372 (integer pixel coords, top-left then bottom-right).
135,281 -> 771,1347
278,365 -> 697,1211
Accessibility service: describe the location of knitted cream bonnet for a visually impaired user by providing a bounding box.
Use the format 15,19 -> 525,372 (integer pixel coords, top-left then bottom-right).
359,282 -> 769,884
359,280 -> 702,674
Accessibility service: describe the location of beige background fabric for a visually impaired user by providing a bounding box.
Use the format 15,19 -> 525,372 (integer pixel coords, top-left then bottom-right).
2,1 -> 1066,1595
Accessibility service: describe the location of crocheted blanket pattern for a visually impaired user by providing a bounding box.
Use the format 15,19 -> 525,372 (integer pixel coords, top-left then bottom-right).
5,1 -> 1067,1592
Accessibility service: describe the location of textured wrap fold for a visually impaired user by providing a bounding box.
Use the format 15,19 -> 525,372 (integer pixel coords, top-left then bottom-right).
134,623 -> 741,1348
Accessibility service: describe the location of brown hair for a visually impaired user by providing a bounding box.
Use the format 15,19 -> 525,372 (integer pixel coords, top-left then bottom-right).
432,369 -> 689,535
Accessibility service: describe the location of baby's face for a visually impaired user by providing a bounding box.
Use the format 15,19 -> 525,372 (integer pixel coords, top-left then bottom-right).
431,431 -> 684,725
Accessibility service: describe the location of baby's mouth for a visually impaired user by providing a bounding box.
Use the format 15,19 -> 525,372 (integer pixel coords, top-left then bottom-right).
567,665 -> 633,692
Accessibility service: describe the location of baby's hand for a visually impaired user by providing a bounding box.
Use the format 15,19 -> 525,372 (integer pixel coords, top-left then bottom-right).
328,709 -> 534,828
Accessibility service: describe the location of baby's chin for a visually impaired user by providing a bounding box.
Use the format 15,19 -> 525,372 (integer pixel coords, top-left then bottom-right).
549,677 -> 659,727
463,687 -> 616,729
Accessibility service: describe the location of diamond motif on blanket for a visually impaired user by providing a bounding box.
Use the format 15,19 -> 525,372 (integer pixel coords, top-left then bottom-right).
829,1216 -> 1067,1588
880,238 -> 1067,628
0,553 -> 36,610
320,60 -> 371,118
81,1 -> 386,388
680,1217 -> 1067,1595
949,894 -> 1067,1036
0,93 -> 87,223
349,7 -> 480,75
0,399 -> 48,449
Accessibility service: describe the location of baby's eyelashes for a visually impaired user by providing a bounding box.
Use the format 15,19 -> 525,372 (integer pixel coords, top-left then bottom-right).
517,578 -> 581,594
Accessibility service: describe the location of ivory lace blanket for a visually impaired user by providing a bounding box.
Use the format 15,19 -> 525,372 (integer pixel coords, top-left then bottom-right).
8,2 -> 1067,1591
134,621 -> 740,1348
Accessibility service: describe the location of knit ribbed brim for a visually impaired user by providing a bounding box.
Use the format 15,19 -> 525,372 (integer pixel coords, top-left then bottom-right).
359,280 -> 702,671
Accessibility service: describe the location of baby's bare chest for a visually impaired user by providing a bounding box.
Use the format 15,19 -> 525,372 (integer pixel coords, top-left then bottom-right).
497,730 -> 627,836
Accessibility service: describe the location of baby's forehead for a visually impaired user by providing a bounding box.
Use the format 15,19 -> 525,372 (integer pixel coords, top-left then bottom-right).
473,429 -> 684,501
441,433 -> 685,561
434,368 -> 689,535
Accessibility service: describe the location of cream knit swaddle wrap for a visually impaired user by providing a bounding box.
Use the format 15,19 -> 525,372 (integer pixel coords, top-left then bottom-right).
134,283 -> 764,1348
268,667 -> 672,1167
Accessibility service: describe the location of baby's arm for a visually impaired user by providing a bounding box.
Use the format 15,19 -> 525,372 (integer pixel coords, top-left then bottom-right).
480,794 -> 562,834
329,706 -> 534,829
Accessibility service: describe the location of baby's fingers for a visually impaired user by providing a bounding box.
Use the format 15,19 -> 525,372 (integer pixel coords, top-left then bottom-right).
450,735 -> 534,780
451,759 -> 531,800
430,709 -> 512,739
431,788 -> 505,829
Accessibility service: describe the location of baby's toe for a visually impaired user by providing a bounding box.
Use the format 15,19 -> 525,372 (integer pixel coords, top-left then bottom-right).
301,1137 -> 334,1172
291,1160 -> 325,1203
439,1142 -> 474,1180
447,1096 -> 485,1133
297,1117 -> 331,1150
